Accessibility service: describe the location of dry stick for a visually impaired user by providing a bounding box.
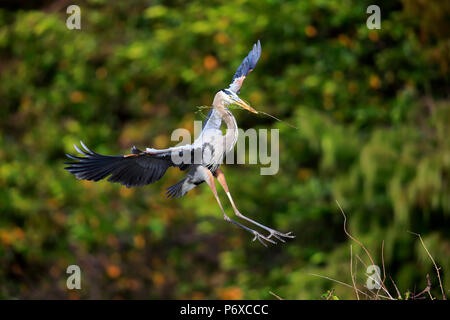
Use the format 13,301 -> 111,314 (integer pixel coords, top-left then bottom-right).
326,289 -> 335,300
343,221 -> 371,298
355,254 -> 377,298
269,291 -> 283,300
350,245 -> 360,300
353,253 -> 372,299
356,255 -> 379,300
257,111 -> 299,130
413,274 -> 433,300
407,231 -> 447,300
356,254 -> 368,268
415,274 -> 433,300
353,254 -> 376,299
390,276 -> 402,299
196,106 -> 300,131
354,253 -> 359,295
335,200 -> 394,300
381,241 -> 387,286
426,275 -> 434,300
309,273 -> 389,299
375,241 -> 387,300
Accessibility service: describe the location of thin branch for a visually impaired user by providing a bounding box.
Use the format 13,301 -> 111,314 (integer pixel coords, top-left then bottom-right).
325,289 -> 334,300
375,240 -> 387,300
350,245 -> 360,300
309,273 -> 388,299
408,231 -> 447,300
269,291 -> 283,300
356,254 -> 368,268
390,276 -> 402,299
413,274 -> 431,299
336,200 -> 394,300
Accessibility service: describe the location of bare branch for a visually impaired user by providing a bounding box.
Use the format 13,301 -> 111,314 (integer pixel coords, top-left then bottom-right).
375,240 -> 387,300
390,276 -> 402,299
336,200 -> 394,299
350,245 -> 360,300
308,273 -> 389,299
408,231 -> 447,300
269,291 -> 283,300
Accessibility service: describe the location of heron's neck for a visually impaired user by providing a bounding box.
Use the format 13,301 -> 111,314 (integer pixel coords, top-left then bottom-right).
220,108 -> 239,152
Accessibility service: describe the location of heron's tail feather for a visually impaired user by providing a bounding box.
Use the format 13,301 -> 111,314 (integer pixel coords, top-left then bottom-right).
166,179 -> 187,199
166,178 -> 203,199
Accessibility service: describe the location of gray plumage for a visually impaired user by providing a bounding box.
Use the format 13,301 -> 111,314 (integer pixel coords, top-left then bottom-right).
64,41 -> 295,246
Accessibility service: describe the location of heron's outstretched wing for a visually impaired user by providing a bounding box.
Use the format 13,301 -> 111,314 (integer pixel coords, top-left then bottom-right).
65,142 -> 195,188
228,40 -> 261,94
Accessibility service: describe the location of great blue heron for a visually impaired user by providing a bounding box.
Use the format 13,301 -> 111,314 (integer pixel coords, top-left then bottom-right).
65,41 -> 294,246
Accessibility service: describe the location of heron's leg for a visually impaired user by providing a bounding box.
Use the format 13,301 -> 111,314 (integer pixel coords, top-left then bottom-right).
215,168 -> 295,242
203,168 -> 276,246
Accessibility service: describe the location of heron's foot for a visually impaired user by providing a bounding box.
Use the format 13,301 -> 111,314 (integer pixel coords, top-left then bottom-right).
251,230 -> 277,247
266,230 -> 295,243
233,211 -> 295,245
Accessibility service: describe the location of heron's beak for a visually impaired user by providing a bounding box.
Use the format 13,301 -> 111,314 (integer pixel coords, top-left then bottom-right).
234,97 -> 258,114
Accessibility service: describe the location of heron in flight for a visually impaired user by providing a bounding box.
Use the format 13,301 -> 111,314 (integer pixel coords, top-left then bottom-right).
65,41 -> 294,246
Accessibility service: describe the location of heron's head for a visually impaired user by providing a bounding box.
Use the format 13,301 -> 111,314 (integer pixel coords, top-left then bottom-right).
215,89 -> 258,114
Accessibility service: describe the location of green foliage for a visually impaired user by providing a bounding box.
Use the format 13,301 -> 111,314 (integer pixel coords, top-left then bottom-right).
0,0 -> 448,299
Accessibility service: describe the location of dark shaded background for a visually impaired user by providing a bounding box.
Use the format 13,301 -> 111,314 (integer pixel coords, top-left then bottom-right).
0,0 -> 448,299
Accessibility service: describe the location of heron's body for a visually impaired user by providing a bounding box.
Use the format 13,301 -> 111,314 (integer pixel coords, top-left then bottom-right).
166,109 -> 233,196
65,41 -> 294,245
